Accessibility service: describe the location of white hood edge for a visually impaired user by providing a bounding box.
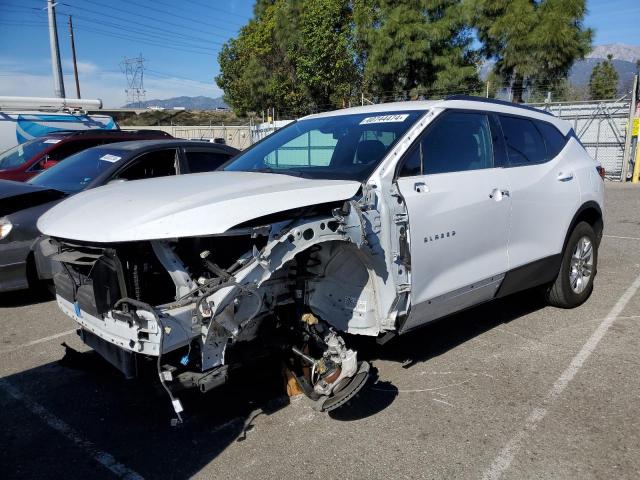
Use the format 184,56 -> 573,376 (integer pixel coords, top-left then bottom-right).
37,171 -> 361,243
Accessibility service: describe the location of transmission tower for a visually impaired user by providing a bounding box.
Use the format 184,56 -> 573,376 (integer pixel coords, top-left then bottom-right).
120,54 -> 146,107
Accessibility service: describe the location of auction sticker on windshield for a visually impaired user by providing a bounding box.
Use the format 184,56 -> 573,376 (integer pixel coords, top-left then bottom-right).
360,114 -> 409,125
100,154 -> 121,163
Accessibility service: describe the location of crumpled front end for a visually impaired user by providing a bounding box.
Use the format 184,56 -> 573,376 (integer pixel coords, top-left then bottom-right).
49,190 -> 407,417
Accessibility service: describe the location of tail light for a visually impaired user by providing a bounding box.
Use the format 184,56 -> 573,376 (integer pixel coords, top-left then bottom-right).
596,166 -> 605,180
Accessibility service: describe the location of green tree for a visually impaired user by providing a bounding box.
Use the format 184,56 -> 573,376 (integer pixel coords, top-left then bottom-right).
589,54 -> 619,100
293,0 -> 358,108
472,0 -> 592,103
216,0 -> 356,116
354,0 -> 480,100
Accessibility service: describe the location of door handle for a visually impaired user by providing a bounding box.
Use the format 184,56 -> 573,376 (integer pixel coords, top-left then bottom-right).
557,171 -> 574,182
489,188 -> 509,201
414,181 -> 428,193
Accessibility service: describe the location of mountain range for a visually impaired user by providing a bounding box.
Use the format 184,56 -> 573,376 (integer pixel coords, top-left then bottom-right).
586,44 -> 640,63
481,43 -> 639,93
124,95 -> 228,110
572,43 -> 639,91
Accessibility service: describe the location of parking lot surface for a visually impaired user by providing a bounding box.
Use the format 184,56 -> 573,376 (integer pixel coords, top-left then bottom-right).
1,182 -> 639,479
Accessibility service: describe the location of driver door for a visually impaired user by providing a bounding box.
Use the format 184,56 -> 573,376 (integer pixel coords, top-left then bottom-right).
396,110 -> 511,332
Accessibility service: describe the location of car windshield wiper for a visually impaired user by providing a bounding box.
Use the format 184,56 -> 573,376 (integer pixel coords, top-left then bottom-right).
251,167 -> 312,179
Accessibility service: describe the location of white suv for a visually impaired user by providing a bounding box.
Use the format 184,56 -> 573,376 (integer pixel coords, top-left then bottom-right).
39,96 -> 604,414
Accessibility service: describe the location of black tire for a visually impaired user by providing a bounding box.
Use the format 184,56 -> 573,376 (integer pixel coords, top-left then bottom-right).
546,221 -> 597,308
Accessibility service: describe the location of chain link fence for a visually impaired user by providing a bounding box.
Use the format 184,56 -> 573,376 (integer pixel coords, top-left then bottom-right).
530,98 -> 633,180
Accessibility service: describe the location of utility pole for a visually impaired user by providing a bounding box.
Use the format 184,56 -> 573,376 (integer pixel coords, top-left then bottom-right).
47,0 -> 65,98
68,16 -> 81,99
486,81 -> 490,98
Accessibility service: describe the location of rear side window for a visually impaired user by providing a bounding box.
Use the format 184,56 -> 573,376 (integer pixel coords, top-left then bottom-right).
535,121 -> 568,159
398,111 -> 494,176
499,115 -> 546,166
117,149 -> 178,180
184,150 -> 232,173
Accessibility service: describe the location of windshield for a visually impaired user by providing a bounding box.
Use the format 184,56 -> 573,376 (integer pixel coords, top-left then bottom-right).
224,111 -> 424,181
29,147 -> 125,193
0,138 -> 56,170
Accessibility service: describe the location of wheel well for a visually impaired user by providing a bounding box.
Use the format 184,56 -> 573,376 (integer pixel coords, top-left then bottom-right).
25,251 -> 39,285
574,207 -> 603,242
566,202 -> 603,249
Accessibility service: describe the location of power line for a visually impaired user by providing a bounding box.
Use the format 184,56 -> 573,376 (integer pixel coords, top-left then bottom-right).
56,2 -> 231,44
184,0 -> 251,21
69,23 -> 217,57
56,9 -> 220,51
65,0 -> 236,40
115,0 -> 242,33
0,18 -> 218,57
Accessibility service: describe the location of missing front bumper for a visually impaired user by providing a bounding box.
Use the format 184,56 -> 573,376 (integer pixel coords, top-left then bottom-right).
78,328 -> 137,379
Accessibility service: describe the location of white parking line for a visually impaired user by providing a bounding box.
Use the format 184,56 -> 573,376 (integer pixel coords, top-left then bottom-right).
0,329 -> 76,355
482,271 -> 640,480
604,234 -> 640,241
0,378 -> 144,479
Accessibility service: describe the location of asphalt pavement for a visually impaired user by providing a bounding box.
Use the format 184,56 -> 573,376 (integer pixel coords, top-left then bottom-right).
1,182 -> 639,479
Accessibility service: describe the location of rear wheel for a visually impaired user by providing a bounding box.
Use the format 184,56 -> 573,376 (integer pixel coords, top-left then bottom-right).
546,221 -> 597,308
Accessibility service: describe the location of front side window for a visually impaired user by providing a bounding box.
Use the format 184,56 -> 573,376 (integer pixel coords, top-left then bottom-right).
398,111 -> 494,176
499,115 -> 546,166
224,111 -> 424,181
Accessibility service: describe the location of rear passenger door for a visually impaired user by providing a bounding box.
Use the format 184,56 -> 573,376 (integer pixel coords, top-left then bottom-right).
497,115 -> 579,273
396,110 -> 511,331
182,147 -> 235,173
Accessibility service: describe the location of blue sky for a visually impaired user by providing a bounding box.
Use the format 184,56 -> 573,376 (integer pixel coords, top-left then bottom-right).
0,0 -> 638,107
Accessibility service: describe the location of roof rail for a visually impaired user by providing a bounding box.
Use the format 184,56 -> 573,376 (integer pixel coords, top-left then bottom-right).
444,95 -> 553,116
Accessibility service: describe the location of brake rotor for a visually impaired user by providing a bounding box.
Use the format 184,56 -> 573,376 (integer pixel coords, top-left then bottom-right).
313,361 -> 370,412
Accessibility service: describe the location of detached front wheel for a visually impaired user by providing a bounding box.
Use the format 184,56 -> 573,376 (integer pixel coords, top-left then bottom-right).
546,221 -> 598,308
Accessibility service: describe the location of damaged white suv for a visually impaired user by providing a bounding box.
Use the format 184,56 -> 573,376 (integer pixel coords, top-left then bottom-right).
38,96 -> 604,416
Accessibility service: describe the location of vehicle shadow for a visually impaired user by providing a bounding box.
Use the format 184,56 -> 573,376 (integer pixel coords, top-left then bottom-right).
324,289 -> 547,423
1,290 -> 546,478
1,346 -> 291,480
355,289 -> 548,368
0,288 -> 54,308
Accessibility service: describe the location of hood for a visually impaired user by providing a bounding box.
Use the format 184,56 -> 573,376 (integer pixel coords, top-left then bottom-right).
37,171 -> 361,243
0,180 -> 66,217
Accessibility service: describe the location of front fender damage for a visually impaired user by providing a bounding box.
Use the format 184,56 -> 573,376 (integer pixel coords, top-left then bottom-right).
51,193 -> 405,418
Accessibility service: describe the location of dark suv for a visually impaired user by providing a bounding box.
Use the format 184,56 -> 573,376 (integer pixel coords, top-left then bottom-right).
0,129 -> 173,182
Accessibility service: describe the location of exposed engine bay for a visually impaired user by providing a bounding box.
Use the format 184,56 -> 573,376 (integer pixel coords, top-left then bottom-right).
49,186 -> 411,420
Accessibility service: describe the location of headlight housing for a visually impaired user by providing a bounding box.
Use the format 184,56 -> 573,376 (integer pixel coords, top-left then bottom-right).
0,217 -> 13,240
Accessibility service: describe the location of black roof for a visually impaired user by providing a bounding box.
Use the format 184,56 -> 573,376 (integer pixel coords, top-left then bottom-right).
90,139 -> 239,153
45,129 -> 172,138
